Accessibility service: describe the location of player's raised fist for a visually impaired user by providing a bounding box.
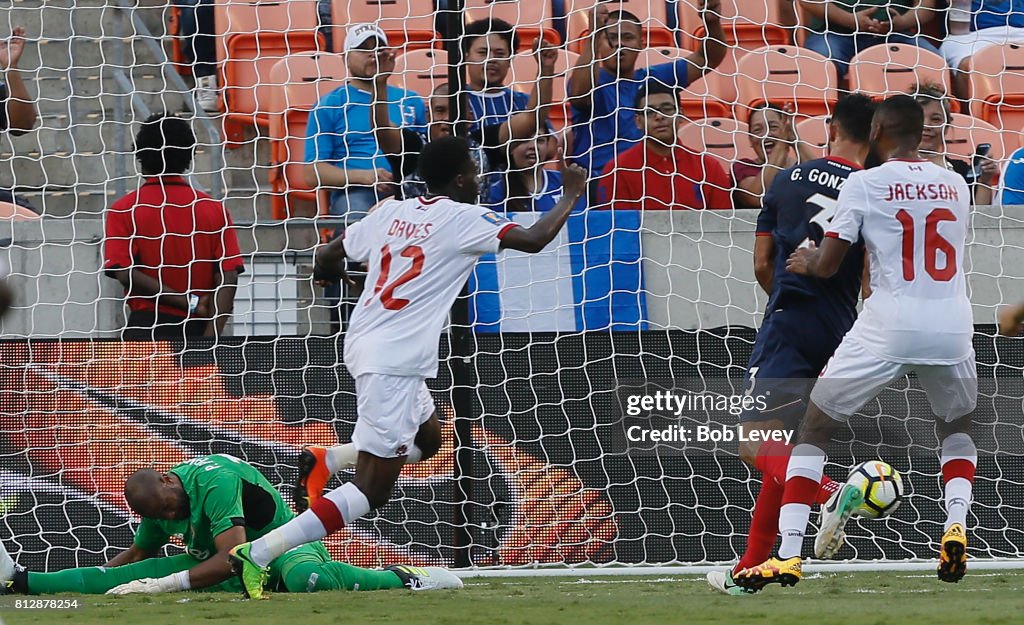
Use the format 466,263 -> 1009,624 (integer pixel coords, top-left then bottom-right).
560,154 -> 588,199
700,0 -> 722,22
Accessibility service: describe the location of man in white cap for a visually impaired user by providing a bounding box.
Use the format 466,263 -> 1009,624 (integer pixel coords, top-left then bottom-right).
304,24 -> 428,224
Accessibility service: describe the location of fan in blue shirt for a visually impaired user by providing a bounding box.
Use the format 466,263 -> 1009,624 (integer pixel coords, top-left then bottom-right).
462,19 -> 559,172
304,24 -> 428,221
568,1 -> 726,178
483,132 -> 588,214
1000,146 -> 1024,205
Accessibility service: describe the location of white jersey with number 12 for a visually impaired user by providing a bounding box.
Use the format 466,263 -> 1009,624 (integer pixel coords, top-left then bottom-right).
342,195 -> 518,379
827,159 -> 972,364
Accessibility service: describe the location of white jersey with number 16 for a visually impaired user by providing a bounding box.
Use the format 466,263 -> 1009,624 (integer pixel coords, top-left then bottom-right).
826,159 -> 972,364
342,195 -> 518,379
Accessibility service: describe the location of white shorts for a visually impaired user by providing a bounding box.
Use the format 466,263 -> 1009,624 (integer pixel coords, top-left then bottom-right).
941,26 -> 1024,69
810,337 -> 977,423
352,374 -> 436,458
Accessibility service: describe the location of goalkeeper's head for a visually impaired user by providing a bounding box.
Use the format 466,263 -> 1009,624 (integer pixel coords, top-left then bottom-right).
418,136 -> 480,203
134,113 -> 196,176
124,468 -> 190,521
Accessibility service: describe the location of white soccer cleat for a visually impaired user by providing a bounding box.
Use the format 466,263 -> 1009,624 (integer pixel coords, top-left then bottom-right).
706,570 -> 750,596
386,565 -> 464,591
814,483 -> 865,559
0,541 -> 14,587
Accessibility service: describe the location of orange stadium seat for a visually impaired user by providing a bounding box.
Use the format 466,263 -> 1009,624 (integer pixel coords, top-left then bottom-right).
267,53 -> 349,219
464,0 -> 561,49
0,202 -> 41,221
392,49 -> 450,98
634,47 -> 730,119
677,0 -> 789,52
678,117 -> 757,164
215,0 -> 324,137
968,42 -> 1024,131
507,50 -> 581,130
333,0 -> 438,51
848,44 -> 950,100
947,113 -> 1010,163
735,45 -> 838,120
796,115 -> 829,159
565,0 -> 676,53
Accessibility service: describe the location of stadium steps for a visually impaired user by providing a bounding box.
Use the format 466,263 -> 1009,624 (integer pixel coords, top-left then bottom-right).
3,0 -> 274,221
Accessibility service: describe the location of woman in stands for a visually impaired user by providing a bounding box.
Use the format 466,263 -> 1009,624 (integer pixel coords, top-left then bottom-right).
484,132 -> 587,214
733,104 -> 817,208
912,82 -> 998,205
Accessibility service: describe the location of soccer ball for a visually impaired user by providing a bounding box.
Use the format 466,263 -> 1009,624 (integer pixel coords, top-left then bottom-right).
848,460 -> 904,519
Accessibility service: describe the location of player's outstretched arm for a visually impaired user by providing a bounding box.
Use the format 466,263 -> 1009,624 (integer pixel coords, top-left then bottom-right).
103,544 -> 157,568
785,237 -> 851,279
107,526 -> 246,595
500,159 -> 587,254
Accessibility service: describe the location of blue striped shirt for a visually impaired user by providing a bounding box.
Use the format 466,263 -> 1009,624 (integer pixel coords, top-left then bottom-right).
570,59 -> 694,175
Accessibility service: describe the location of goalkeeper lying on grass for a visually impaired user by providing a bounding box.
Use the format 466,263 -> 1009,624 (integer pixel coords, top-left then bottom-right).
0,454 -> 461,596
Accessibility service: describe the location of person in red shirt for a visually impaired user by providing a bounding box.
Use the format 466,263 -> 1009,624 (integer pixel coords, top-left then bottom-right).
597,82 -> 732,210
104,114 -> 244,340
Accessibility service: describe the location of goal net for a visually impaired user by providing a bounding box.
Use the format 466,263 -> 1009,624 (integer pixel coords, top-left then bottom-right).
1,0 -> 1023,574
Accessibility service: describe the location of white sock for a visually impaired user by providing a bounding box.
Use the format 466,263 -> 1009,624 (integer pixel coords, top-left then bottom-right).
249,510 -> 328,567
325,443 -> 423,473
786,444 -> 826,483
325,444 -> 359,474
778,503 -> 812,559
940,433 -> 976,531
944,477 -> 972,531
776,444 -> 826,560
323,481 -> 372,524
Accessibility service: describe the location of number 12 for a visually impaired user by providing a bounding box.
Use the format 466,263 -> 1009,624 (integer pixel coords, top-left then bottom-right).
371,245 -> 425,310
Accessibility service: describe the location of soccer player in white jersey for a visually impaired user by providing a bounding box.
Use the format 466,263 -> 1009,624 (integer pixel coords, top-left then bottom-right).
735,95 -> 978,590
228,136 -> 588,599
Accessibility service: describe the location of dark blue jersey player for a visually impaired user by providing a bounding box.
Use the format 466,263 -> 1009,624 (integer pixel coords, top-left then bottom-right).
707,93 -> 878,596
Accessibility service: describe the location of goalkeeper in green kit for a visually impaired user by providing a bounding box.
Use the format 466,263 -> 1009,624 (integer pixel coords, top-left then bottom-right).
0,454 -> 461,595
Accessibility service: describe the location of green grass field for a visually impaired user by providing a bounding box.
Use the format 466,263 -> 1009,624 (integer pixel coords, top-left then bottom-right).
5,570 -> 1023,625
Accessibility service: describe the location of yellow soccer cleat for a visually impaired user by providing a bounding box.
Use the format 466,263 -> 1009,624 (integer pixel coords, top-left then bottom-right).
733,556 -> 802,593
938,523 -> 968,583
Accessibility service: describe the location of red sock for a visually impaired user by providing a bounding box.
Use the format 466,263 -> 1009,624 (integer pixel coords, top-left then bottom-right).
815,476 -> 841,504
754,439 -> 794,486
310,496 -> 346,533
754,440 -> 839,503
734,478 -> 784,574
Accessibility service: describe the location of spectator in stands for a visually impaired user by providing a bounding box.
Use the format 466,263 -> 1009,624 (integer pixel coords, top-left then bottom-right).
370,55 -> 488,199
942,0 -> 1024,98
733,104 -> 801,208
462,19 -> 559,171
912,82 -> 997,204
1,26 -> 39,210
104,114 -> 244,340
176,1 -> 219,112
800,0 -> 941,79
597,82 -> 732,210
305,24 -> 427,223
484,131 -> 587,213
568,1 -> 726,191
999,145 -> 1024,204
